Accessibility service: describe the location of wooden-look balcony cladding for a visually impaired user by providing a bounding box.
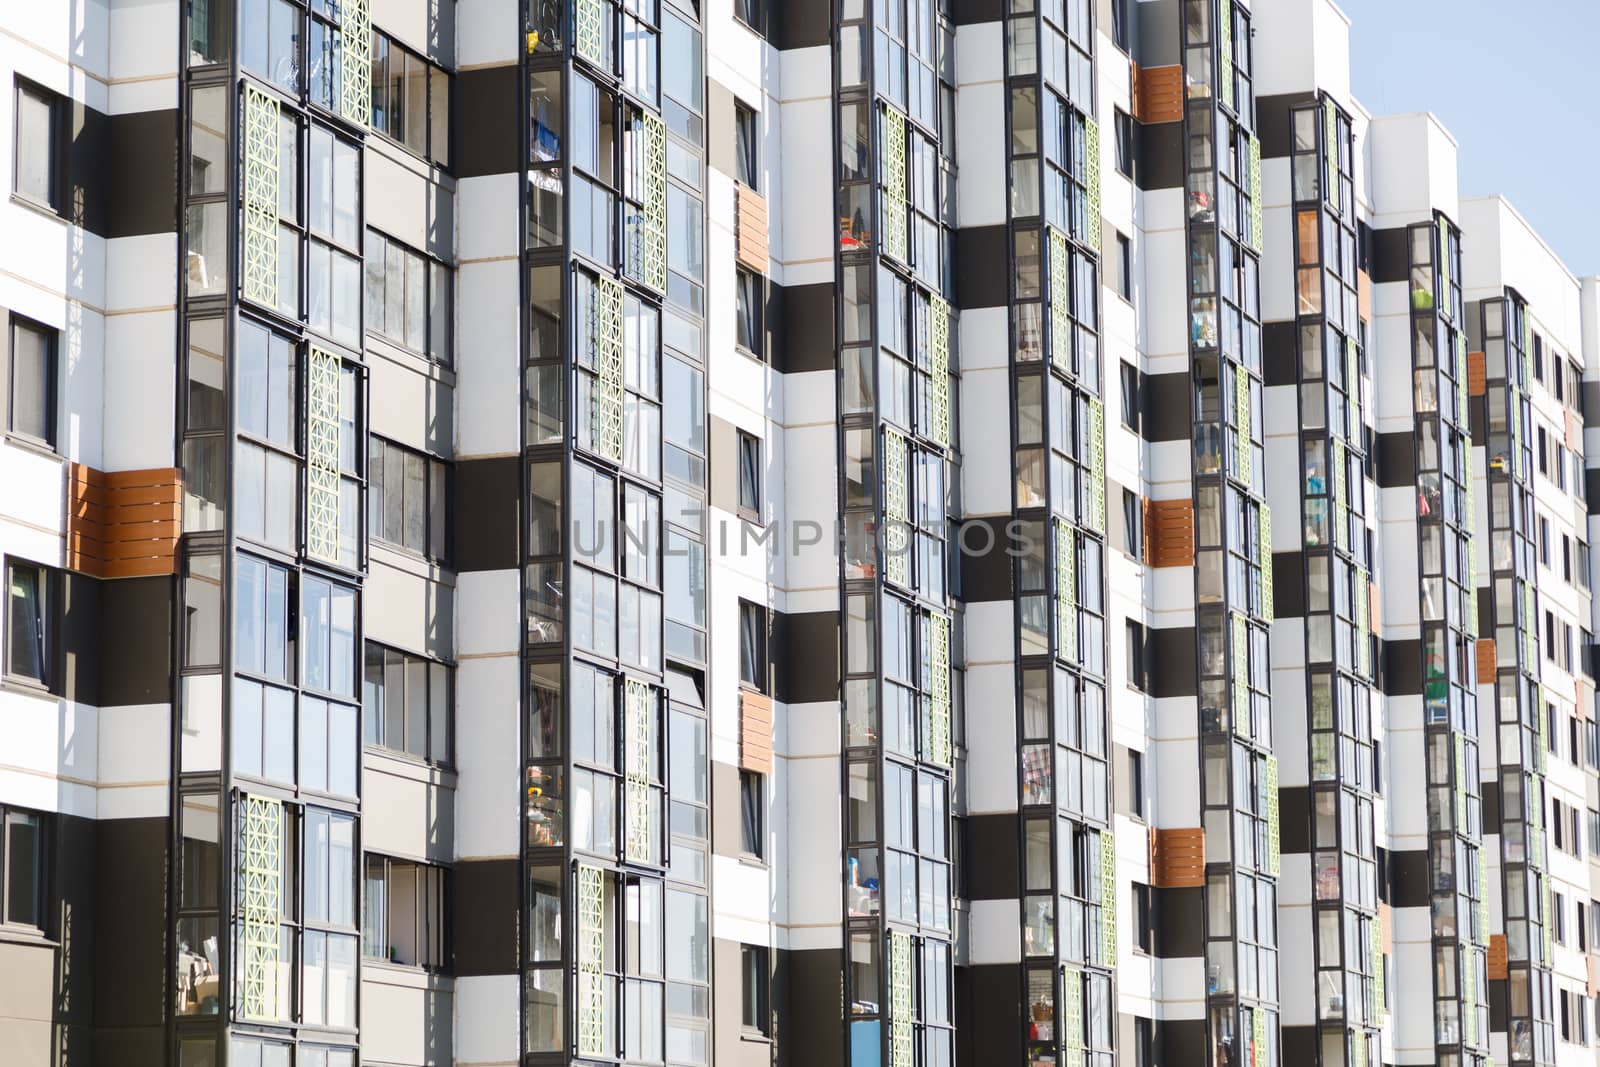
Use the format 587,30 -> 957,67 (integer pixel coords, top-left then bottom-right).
1476,639 -> 1497,687
67,465 -> 181,579
740,689 -> 773,775
1468,351 -> 1487,397
1144,498 -> 1196,568
735,184 -> 769,274
1488,934 -> 1508,980
1132,63 -> 1183,125
1148,827 -> 1204,888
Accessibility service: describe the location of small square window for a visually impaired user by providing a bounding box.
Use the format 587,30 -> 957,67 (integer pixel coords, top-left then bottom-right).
740,944 -> 769,1033
5,560 -> 53,689
738,600 -> 766,692
7,317 -> 57,447
737,429 -> 762,519
13,80 -> 61,211
735,268 -> 764,358
740,770 -> 765,858
734,101 -> 758,189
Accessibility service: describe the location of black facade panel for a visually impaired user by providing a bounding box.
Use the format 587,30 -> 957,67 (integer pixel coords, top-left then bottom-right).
1142,371 -> 1191,442
1256,92 -> 1319,160
1148,626 -> 1197,698
958,965 -> 1023,1067
1369,226 -> 1410,285
452,857 -> 520,975
1376,430 -> 1417,488
1382,637 -> 1423,696
453,455 -> 521,572
92,818 -> 165,1048
1281,1025 -> 1318,1066
106,108 -> 180,238
950,0 -> 1002,24
955,225 -> 1010,309
1152,886 -> 1203,958
453,64 -> 522,177
958,516 -> 1016,603
776,281 -> 837,373
1262,320 -> 1298,387
1482,777 -> 1501,830
1272,550 -> 1305,620
1389,849 -> 1431,908
1160,1019 -> 1208,1067
962,812 -> 1020,900
99,575 -> 174,707
774,0 -> 832,48
1278,785 -> 1310,855
777,610 -> 840,705
1588,469 -> 1600,515
1135,120 -> 1184,191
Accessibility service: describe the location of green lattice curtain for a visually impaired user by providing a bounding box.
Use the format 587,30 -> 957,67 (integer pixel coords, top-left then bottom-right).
242,85 -> 280,308
577,864 -> 605,1056
240,794 -> 283,1021
594,275 -> 625,463
624,678 -> 652,862
889,932 -> 912,1067
1056,522 -> 1075,663
929,294 -> 950,447
1099,832 -> 1116,963
880,104 -> 908,262
1264,754 -> 1279,876
341,0 -> 371,126
642,112 -> 668,291
306,346 -> 342,563
575,0 -> 605,66
883,427 -> 909,587
1062,969 -> 1082,1067
928,613 -> 951,766
1083,118 -> 1101,248
1049,227 -> 1070,373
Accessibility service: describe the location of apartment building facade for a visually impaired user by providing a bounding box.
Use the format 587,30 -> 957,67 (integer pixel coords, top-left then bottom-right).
3,0 -> 1600,1066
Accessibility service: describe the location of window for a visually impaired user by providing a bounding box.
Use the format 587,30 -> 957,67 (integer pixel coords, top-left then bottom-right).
1555,892 -> 1568,944
1114,108 -> 1133,178
13,80 -> 60,211
1125,620 -> 1146,692
1539,516 -> 1551,566
734,101 -> 758,188
1,805 -> 45,931
6,316 -> 56,447
363,855 -> 448,969
733,0 -> 763,35
737,429 -> 761,519
1534,333 -> 1544,382
1120,361 -> 1139,430
371,31 -> 451,167
364,230 -> 453,364
739,770 -> 764,858
735,268 -> 763,358
363,642 -> 453,764
368,438 -> 451,561
740,944 -> 768,1034
738,600 -> 766,691
4,561 -> 52,689
1132,883 -> 1152,953
1128,748 -> 1145,819
1122,488 -> 1141,558
1116,232 -> 1133,301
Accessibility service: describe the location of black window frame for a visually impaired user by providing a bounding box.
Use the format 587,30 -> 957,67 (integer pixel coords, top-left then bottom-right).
367,436 -> 452,563
12,77 -> 62,214
6,314 -> 58,449
364,227 -> 454,366
1115,231 -> 1133,301
735,267 -> 764,360
740,943 -> 769,1034
4,558 -> 56,693
0,804 -> 47,933
1110,0 -> 1130,52
739,768 -> 764,859
738,599 -> 767,692
736,428 -> 762,521
361,640 -> 455,766
732,0 -> 764,37
1113,107 -> 1134,178
1122,487 -> 1141,559
369,28 -> 453,169
733,99 -> 758,190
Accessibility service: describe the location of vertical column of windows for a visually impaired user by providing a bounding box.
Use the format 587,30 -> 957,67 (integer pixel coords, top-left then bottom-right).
1182,2 -> 1277,1062
836,0 -> 961,1064
1482,290 -> 1555,1066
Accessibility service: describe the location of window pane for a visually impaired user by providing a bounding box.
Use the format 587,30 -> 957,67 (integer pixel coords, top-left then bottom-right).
5,564 -> 45,682
9,323 -> 54,444
15,87 -> 54,203
5,811 -> 42,927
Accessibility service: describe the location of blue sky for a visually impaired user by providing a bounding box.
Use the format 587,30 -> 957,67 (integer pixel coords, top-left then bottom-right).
1335,0 -> 1600,277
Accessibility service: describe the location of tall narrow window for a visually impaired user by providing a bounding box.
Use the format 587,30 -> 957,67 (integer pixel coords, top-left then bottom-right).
739,770 -> 764,858
4,561 -> 49,687
7,317 -> 56,447
738,600 -> 766,691
733,0 -> 763,35
737,430 -> 761,519
734,101 -> 758,188
1116,232 -> 1133,301
13,80 -> 60,210
740,944 -> 769,1033
1114,108 -> 1133,178
735,268 -> 763,357
2,807 -> 45,930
